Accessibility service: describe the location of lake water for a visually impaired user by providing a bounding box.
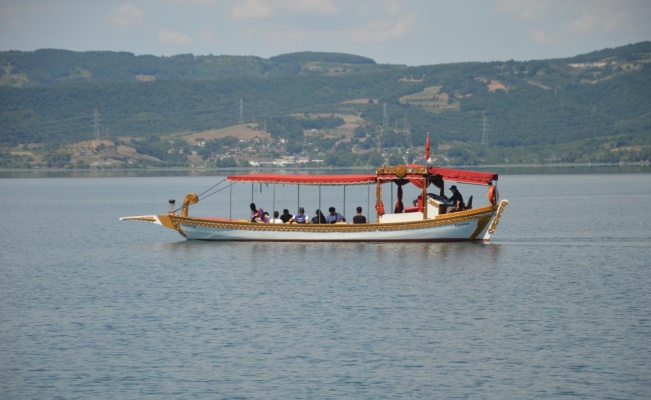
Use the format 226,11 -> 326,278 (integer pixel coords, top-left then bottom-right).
1,171 -> 650,399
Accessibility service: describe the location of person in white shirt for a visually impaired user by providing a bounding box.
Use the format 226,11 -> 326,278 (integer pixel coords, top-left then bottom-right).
270,210 -> 284,223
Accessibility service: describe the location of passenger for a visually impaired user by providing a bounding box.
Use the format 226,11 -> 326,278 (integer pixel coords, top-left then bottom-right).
352,206 -> 367,224
270,210 -> 284,223
326,206 -> 346,224
280,209 -> 292,223
250,203 -> 259,222
289,207 -> 309,224
446,185 -> 465,213
312,209 -> 327,224
250,202 -> 269,222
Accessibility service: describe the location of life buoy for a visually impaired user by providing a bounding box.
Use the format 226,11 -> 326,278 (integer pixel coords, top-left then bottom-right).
487,186 -> 498,205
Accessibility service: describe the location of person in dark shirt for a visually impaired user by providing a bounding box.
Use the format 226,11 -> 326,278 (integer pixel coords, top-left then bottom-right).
446,185 -> 464,213
312,209 -> 327,224
352,206 -> 367,224
279,209 -> 292,223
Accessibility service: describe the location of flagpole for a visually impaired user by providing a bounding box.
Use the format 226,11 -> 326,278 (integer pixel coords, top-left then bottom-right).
425,131 -> 431,164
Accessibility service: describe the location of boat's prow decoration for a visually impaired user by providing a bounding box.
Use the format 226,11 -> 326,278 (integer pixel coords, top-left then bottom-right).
181,193 -> 199,217
484,199 -> 509,241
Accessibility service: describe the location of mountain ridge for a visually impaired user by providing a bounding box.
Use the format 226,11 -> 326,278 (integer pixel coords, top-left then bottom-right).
1,42 -> 649,168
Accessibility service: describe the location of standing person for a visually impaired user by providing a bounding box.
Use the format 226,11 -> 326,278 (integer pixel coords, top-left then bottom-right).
326,207 -> 345,224
289,207 -> 309,224
270,210 -> 284,223
280,209 -> 292,223
446,185 -> 464,213
352,206 -> 367,224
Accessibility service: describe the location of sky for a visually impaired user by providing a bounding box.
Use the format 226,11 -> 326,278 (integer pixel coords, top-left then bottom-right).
1,0 -> 650,66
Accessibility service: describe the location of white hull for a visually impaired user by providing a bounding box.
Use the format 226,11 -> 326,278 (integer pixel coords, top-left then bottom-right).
126,201 -> 508,242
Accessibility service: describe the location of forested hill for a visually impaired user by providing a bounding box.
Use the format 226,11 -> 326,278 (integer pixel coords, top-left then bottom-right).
0,49 -> 381,86
0,42 -> 650,169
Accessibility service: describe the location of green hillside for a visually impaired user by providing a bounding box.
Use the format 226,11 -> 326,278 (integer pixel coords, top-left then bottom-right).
1,43 -> 650,169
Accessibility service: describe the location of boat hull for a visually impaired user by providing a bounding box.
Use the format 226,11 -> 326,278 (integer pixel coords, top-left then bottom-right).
129,201 -> 508,242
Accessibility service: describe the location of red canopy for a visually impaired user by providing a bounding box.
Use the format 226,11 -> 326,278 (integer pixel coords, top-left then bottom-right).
228,167 -> 497,186
427,167 -> 498,186
228,173 -> 377,185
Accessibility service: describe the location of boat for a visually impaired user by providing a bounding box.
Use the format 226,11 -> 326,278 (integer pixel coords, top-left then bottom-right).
120,163 -> 508,242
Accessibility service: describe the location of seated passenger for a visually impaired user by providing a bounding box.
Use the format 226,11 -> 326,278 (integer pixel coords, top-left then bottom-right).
446,185 -> 465,213
326,207 -> 346,223
270,210 -> 284,223
250,203 -> 269,222
352,206 -> 367,224
280,209 -> 292,223
289,207 -> 309,224
250,203 -> 260,222
312,209 -> 327,224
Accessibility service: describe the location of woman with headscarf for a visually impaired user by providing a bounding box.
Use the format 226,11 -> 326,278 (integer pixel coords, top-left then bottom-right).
312,209 -> 327,224
250,203 -> 269,222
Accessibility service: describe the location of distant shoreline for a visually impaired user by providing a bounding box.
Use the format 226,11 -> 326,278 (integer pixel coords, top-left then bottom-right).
1,162 -> 649,178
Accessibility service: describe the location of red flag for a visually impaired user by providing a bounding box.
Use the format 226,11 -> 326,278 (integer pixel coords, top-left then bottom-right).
425,131 -> 431,160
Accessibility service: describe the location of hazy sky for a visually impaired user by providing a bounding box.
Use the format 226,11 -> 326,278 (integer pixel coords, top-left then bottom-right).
1,0 -> 649,66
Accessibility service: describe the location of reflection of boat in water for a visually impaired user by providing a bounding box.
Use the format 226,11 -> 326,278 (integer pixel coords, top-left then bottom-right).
121,163 -> 508,242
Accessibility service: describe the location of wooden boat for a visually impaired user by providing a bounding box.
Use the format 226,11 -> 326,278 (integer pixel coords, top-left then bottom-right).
120,164 -> 508,242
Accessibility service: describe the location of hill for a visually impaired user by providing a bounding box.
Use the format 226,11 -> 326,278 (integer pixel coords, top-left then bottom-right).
0,42 -> 650,169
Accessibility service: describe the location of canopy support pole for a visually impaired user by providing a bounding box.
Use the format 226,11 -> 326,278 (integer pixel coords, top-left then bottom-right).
422,182 -> 428,220
367,183 -> 370,223
343,186 -> 346,219
375,180 -> 382,223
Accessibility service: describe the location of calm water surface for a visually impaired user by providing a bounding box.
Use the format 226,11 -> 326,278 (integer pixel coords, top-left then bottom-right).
1,172 -> 650,399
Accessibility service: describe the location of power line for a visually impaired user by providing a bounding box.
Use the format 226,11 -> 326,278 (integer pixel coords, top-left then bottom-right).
1,103 -> 648,141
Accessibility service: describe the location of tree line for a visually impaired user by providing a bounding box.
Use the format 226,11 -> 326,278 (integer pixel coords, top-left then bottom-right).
1,43 -> 650,168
